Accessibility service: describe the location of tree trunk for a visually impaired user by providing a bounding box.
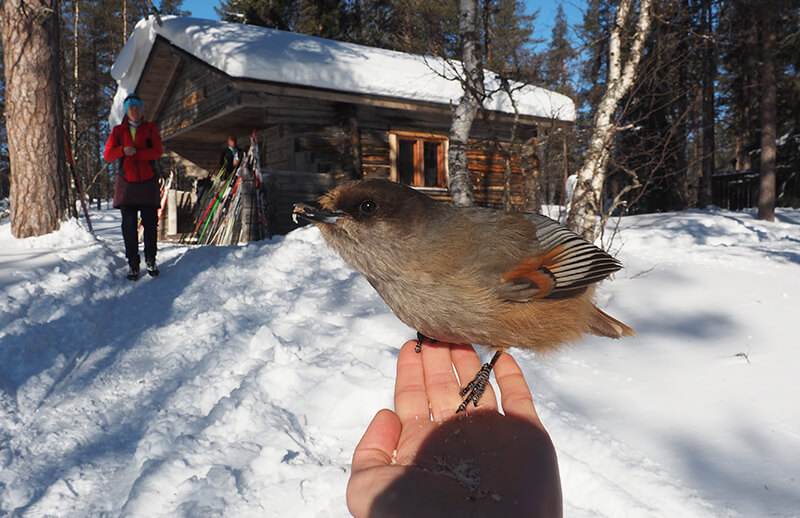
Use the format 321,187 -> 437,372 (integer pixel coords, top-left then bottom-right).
698,0 -> 715,208
757,5 -> 777,222
566,0 -> 653,241
448,0 -> 484,207
66,0 -> 81,219
1,0 -> 68,237
521,135 -> 541,213
123,0 -> 127,41
738,20 -> 758,171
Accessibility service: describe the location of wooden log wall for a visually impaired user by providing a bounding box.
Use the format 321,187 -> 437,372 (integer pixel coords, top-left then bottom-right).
360,129 -> 392,180
262,110 -> 364,182
466,139 -> 536,210
262,170 -> 337,236
293,125 -> 350,175
157,56 -> 237,140
356,129 -> 538,210
261,125 -> 292,171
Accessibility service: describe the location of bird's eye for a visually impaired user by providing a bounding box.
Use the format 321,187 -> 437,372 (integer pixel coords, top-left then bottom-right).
359,200 -> 378,215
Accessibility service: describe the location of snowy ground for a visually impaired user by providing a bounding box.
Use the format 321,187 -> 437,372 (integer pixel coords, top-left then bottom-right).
1,204 -> 798,517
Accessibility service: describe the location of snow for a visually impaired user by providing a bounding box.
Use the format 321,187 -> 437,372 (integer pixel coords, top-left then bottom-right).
108,16 -> 576,126
1,204 -> 799,517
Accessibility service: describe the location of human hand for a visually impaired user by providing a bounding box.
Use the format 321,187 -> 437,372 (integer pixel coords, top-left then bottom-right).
347,340 -> 562,518
123,146 -> 136,156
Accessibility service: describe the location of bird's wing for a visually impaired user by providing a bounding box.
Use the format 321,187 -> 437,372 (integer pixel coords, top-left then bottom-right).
495,213 -> 622,301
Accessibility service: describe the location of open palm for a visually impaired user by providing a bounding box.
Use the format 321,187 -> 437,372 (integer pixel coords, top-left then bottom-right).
347,340 -> 562,517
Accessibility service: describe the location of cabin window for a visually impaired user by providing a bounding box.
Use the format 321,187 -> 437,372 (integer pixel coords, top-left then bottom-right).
390,132 -> 448,188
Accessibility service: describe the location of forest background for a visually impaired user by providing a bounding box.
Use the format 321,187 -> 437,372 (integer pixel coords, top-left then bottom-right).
0,0 -> 798,230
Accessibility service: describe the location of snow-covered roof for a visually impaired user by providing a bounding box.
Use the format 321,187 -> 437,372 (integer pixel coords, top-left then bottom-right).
109,16 -> 575,126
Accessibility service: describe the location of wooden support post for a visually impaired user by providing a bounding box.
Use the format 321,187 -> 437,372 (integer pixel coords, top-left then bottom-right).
168,188 -> 178,236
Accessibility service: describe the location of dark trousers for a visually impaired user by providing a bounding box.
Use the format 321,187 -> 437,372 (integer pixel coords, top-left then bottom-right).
120,205 -> 158,266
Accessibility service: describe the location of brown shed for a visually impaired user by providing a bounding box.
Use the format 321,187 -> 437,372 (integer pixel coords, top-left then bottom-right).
110,16 -> 575,237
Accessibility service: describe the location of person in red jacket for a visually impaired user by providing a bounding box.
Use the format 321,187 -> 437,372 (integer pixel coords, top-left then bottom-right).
103,93 -> 163,280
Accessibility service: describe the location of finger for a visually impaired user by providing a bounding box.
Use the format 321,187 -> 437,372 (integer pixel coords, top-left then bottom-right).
420,341 -> 464,421
450,344 -> 498,412
493,352 -> 542,425
394,340 -> 430,423
351,409 -> 402,473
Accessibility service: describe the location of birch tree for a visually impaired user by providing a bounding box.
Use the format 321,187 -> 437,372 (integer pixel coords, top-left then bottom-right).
566,0 -> 653,241
447,0 -> 484,207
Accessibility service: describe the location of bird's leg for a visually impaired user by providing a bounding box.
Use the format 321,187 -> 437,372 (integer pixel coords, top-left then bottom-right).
457,350 -> 503,413
414,332 -> 437,353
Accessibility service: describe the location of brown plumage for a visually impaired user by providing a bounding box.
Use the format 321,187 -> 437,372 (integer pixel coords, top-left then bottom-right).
293,178 -> 635,411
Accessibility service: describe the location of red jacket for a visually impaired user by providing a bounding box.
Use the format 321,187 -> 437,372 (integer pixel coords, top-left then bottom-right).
104,119 -> 163,207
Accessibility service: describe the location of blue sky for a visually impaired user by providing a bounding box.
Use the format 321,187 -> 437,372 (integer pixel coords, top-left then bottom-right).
179,0 -> 216,20
177,0 -> 584,46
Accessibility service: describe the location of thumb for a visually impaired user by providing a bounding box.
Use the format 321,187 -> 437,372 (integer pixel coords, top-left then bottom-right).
348,409 -> 401,518
351,408 -> 401,473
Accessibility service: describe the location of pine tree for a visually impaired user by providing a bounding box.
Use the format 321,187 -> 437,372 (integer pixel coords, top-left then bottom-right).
1,0 -> 69,237
757,1 -> 777,221
345,0 -> 457,55
539,4 -> 577,207
159,0 -> 190,16
718,0 -> 759,173
577,0 -> 612,119
484,0 -> 537,79
0,42 -> 8,200
341,0 -> 393,49
718,0 -> 797,210
697,0 -> 716,208
296,0 -> 347,39
215,0 -> 301,29
543,4 -> 574,95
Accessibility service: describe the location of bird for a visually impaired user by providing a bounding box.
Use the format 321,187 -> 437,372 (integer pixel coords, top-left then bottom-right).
293,178 -> 635,412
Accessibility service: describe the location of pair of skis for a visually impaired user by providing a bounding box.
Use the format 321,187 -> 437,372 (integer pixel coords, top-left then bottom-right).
182,131 -> 257,245
191,167 -> 241,245
249,130 -> 269,240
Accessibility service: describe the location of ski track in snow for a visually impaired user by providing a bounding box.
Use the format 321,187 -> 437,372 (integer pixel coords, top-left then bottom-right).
1,207 -> 799,517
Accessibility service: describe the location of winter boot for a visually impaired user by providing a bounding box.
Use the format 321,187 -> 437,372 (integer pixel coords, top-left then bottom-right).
146,259 -> 159,277
127,262 -> 140,281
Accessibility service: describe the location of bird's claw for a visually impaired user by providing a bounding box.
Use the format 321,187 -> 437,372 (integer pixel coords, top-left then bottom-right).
457,362 -> 493,413
456,351 -> 503,413
414,332 -> 436,353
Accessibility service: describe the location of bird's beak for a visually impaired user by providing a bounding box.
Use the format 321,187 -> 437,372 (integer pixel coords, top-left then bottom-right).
292,203 -> 348,225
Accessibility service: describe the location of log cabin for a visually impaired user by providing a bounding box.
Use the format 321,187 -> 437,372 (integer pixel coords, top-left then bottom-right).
109,16 -> 575,239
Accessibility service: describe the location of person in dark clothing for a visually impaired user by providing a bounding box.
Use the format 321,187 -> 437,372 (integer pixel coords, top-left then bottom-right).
218,133 -> 245,176
103,93 -> 163,280
195,134 -> 243,207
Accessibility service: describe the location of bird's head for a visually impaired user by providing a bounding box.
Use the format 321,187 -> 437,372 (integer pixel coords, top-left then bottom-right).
293,179 -> 436,246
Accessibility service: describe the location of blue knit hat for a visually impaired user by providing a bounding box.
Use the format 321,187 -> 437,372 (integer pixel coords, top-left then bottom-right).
123,94 -> 143,111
